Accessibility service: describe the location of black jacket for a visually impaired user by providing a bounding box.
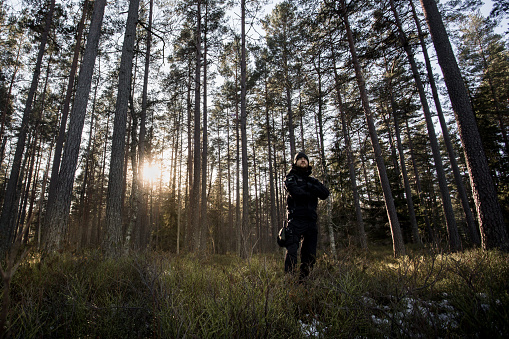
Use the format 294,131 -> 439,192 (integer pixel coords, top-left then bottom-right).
284,164 -> 330,221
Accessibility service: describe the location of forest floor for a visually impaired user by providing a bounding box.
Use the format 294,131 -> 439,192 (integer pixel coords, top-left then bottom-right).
2,245 -> 508,338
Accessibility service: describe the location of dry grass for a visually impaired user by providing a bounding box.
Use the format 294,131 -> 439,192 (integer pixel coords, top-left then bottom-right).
2,246 -> 508,338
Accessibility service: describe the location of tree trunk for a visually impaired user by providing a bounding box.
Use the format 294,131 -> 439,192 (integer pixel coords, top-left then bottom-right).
191,0 -> 202,252
388,77 -> 421,244
340,0 -> 405,257
215,123 -> 222,252
46,0 -> 89,215
78,98 -> 96,249
314,55 -> 337,258
0,0 -> 55,255
35,143 -> 52,248
235,46 -> 241,256
201,1 -> 209,251
226,108 -> 232,253
0,35 -> 24,169
104,0 -> 141,257
480,48 -> 509,154
265,73 -> 277,250
240,0 -> 249,258
20,54 -> 52,239
405,117 -> 434,243
333,57 -> 367,249
186,61 -> 193,252
18,136 -> 37,239
380,108 -> 402,197
419,0 -> 508,251
409,0 -> 479,246
24,140 -> 42,244
390,0 -> 460,251
177,122 -> 184,254
135,0 -> 153,251
251,136 -> 260,251
43,0 -> 106,253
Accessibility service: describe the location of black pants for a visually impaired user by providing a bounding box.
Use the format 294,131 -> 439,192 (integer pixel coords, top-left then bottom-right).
284,218 -> 317,279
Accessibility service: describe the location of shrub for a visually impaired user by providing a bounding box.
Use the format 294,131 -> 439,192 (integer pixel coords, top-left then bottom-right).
3,247 -> 508,338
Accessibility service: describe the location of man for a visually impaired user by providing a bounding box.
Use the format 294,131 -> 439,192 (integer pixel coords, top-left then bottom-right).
284,151 -> 330,280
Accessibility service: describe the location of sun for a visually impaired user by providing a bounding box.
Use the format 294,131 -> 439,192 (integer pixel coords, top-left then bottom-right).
141,162 -> 161,184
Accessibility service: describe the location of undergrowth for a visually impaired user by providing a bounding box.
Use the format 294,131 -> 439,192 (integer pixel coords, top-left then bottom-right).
2,246 -> 508,338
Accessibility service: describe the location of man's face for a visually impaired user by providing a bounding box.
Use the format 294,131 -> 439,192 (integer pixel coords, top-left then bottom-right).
296,157 -> 308,169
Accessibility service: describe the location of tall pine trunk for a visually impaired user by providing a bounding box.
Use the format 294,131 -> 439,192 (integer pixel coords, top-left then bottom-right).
44,0 -> 106,252
135,0 -> 153,250
235,43 -> 241,256
201,2 -> 209,251
405,118 -> 435,242
240,0 -> 249,258
46,0 -> 89,215
186,62 -> 193,251
340,0 -> 405,257
409,0 -> 479,246
104,0 -> 141,257
419,0 -> 508,251
264,70 -> 277,250
21,56 -> 52,239
0,0 -> 55,255
333,57 -> 367,249
0,35 -> 24,168
77,84 -> 97,248
314,55 -> 337,258
388,79 -> 421,244
191,0 -> 202,252
390,0 -> 460,251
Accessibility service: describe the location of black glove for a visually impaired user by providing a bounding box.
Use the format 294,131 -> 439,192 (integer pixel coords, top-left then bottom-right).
308,177 -> 319,184
306,181 -> 318,195
307,177 -> 329,199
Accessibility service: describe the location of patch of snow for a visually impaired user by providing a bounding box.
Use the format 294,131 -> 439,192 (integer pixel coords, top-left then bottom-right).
299,318 -> 323,337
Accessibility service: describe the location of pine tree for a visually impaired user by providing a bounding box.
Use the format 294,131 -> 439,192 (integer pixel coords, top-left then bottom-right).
44,0 -> 106,252
104,0 -> 141,257
419,0 -> 509,251
338,0 -> 406,257
0,0 -> 55,255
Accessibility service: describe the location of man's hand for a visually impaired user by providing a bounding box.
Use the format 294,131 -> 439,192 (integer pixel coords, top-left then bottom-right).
306,177 -> 330,200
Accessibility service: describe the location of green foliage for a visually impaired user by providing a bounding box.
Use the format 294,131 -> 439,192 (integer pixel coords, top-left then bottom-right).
4,248 -> 509,338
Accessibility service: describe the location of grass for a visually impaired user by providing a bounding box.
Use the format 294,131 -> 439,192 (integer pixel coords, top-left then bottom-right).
3,246 -> 509,338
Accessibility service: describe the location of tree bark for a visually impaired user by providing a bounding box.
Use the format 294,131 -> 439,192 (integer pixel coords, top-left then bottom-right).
240,0 -> 249,258
201,1 -> 209,252
186,61 -> 193,251
314,54 -> 337,258
46,0 -> 89,216
235,42 -> 241,256
419,0 -> 508,251
390,0 -> 461,251
0,0 -> 55,255
409,0 -> 479,246
387,76 -> 421,244
340,0 -> 405,257
104,0 -> 141,257
43,0 -> 106,253
333,57 -> 368,249
405,117 -> 435,243
264,70 -> 277,250
0,35 -> 24,168
191,0 -> 202,252
135,0 -> 153,251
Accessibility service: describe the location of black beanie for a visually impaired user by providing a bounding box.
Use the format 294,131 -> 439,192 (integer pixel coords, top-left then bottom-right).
294,152 -> 309,164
